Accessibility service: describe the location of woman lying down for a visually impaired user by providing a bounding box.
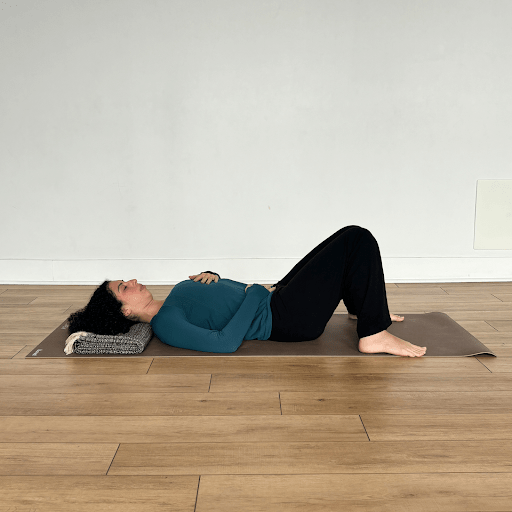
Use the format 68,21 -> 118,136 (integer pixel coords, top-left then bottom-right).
66,226 -> 426,357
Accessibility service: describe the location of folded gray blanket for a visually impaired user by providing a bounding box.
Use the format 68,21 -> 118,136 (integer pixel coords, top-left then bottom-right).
64,322 -> 153,355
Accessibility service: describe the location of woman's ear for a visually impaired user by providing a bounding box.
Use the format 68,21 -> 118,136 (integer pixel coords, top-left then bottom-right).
122,307 -> 139,322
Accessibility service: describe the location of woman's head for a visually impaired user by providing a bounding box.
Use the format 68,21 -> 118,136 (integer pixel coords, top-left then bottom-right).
66,280 -> 139,335
107,279 -> 153,319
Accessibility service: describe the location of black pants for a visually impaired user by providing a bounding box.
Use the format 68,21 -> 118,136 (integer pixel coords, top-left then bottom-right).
269,225 -> 392,341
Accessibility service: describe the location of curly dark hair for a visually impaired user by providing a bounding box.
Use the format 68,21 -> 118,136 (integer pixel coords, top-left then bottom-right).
66,280 -> 139,335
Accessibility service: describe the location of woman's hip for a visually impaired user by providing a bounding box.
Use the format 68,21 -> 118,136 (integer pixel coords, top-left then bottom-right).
269,288 -> 329,342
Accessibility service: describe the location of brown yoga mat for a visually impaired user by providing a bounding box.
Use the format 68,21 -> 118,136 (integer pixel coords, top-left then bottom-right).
26,312 -> 495,358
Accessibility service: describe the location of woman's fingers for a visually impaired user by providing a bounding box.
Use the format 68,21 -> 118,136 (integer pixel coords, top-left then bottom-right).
245,284 -> 276,293
189,273 -> 219,284
205,274 -> 219,284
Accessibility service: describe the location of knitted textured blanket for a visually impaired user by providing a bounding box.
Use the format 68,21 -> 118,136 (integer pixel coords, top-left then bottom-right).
64,322 -> 153,355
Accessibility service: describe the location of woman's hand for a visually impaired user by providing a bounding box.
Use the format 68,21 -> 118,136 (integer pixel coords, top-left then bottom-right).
189,272 -> 219,285
245,284 -> 276,293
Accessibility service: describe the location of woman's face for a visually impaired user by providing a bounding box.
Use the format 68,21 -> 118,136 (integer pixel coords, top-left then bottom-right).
108,279 -> 153,317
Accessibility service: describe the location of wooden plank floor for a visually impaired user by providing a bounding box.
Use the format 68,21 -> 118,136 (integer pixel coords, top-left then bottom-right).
0,282 -> 511,511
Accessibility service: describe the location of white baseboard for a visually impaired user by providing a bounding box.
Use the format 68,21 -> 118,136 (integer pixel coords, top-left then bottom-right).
0,257 -> 511,284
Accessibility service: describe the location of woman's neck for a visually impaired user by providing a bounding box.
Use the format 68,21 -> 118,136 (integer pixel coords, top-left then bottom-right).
137,299 -> 164,323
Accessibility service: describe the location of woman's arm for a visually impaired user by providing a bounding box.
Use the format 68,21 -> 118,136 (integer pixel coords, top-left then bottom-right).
190,272 -> 275,293
152,284 -> 270,353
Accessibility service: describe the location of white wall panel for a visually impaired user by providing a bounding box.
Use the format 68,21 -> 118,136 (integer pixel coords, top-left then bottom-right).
474,180 -> 512,250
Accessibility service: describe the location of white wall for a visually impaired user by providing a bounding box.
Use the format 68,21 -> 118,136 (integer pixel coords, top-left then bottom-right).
1,0 -> 511,284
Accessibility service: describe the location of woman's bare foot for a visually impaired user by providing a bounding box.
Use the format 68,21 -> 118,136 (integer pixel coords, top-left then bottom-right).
348,313 -> 404,322
359,330 -> 427,357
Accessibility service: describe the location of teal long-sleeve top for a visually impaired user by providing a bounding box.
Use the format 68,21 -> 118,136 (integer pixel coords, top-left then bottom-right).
150,278 -> 274,353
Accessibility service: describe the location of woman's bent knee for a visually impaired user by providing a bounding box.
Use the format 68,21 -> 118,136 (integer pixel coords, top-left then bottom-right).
349,226 -> 376,242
